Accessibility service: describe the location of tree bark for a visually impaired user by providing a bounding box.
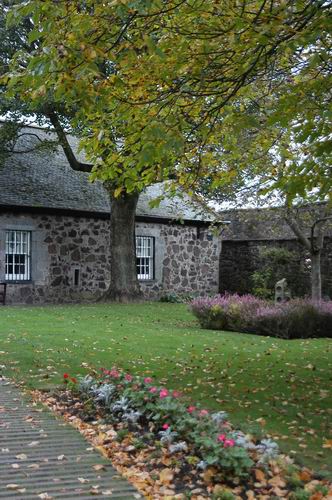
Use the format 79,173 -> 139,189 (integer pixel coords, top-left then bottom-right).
102,190 -> 142,302
311,251 -> 322,301
285,212 -> 324,301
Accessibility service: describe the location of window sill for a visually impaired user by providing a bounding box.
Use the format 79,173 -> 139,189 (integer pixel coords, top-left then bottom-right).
4,280 -> 33,284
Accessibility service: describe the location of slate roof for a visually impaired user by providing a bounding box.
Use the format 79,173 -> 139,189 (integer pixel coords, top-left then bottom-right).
0,125 -> 216,223
221,205 -> 332,241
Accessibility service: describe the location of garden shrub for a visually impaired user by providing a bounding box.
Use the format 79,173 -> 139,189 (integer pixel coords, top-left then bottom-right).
250,247 -> 296,299
191,294 -> 332,339
64,369 -> 283,479
160,292 -> 197,303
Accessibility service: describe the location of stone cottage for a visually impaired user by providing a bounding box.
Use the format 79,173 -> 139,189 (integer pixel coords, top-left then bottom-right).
0,126 -> 221,304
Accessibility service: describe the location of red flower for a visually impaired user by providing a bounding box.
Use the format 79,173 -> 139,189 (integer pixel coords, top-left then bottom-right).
63,373 -> 69,379
199,409 -> 209,417
159,389 -> 169,399
162,424 -> 170,430
224,439 -> 235,448
70,377 -> 77,384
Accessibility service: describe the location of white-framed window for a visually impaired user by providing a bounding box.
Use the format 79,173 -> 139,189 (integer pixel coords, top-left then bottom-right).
136,236 -> 154,280
5,230 -> 31,281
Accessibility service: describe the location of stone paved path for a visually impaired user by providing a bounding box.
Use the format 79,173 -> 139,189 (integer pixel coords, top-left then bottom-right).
0,379 -> 140,499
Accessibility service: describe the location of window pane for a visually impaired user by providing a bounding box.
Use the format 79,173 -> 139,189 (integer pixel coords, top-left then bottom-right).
136,236 -> 154,280
5,230 -> 31,281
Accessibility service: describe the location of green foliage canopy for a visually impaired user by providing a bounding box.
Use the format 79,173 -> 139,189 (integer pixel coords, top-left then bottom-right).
4,0 -> 331,199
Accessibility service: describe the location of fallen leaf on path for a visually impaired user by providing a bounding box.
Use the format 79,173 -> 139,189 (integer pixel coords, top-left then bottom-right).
6,484 -> 20,490
28,441 -> 39,447
93,464 -> 106,471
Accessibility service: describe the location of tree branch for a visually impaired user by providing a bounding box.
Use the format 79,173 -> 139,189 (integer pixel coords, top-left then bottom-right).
44,106 -> 93,173
311,215 -> 332,252
285,211 -> 311,252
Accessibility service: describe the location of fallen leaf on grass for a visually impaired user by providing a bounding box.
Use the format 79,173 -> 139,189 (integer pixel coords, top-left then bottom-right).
57,454 -> 66,461
78,477 -> 89,484
38,494 -> 53,499
322,439 -> 332,449
15,453 -> 27,460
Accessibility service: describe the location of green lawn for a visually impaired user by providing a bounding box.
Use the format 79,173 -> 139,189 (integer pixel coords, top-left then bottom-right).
0,302 -> 331,473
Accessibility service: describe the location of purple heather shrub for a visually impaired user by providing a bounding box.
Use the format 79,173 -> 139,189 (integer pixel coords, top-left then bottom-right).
191,294 -> 332,339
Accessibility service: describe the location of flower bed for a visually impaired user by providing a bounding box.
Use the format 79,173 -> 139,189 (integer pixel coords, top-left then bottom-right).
50,368 -> 332,499
191,294 -> 332,339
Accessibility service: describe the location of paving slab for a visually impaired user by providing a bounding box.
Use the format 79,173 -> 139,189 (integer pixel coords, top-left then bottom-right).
0,378 -> 140,499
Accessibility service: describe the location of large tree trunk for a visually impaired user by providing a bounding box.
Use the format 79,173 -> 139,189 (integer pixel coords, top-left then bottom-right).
311,251 -> 322,301
103,191 -> 142,302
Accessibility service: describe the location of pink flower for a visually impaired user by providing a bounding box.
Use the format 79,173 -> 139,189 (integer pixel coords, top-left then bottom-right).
159,389 -> 169,399
217,434 -> 226,442
125,374 -> 133,382
109,368 -> 120,378
102,368 -> 112,376
187,406 -> 196,414
149,386 -> 157,393
172,390 -> 181,398
144,377 -> 153,384
224,439 -> 235,448
199,409 -> 209,417
162,424 -> 170,430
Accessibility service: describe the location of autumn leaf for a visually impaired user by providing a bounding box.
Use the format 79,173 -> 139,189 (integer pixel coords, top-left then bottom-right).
254,468 -> 266,483
93,464 -> 106,471
299,470 -> 312,482
6,484 -> 20,490
159,468 -> 174,485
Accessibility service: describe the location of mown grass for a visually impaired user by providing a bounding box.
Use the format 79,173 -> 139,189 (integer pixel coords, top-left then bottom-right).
0,302 -> 331,473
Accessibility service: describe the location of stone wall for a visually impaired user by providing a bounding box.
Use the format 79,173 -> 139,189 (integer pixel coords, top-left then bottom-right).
219,204 -> 332,299
0,211 -> 221,305
0,212 -> 111,304
219,238 -> 332,299
138,223 -> 221,298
